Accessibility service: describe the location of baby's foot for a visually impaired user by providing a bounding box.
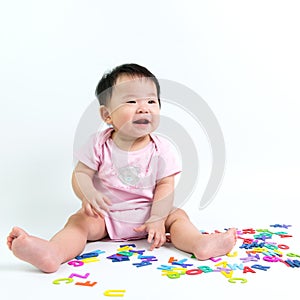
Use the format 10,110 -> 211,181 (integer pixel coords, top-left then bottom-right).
7,227 -> 61,273
193,228 -> 237,260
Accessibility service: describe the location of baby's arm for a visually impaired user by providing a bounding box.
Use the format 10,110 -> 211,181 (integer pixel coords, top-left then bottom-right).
72,161 -> 111,217
134,175 -> 175,250
148,175 -> 174,223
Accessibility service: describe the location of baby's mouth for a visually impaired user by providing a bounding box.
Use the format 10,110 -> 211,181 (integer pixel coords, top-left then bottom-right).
133,119 -> 150,124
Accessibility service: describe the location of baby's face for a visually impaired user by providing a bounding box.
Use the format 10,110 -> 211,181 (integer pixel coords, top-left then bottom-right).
106,74 -> 160,138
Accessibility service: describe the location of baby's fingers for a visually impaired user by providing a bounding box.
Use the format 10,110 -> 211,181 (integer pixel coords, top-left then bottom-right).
147,231 -> 155,245
96,195 -> 111,212
149,232 -> 166,251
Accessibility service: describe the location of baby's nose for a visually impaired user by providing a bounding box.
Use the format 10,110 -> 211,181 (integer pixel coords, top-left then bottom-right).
137,104 -> 150,114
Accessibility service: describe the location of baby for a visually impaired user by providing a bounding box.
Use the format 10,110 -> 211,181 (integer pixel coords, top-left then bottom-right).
7,63 -> 236,273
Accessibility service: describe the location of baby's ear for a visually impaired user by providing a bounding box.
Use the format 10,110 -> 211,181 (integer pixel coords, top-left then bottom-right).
100,105 -> 112,124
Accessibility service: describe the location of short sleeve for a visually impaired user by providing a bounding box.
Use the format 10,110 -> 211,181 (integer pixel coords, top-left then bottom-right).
154,135 -> 182,181
74,133 -> 101,171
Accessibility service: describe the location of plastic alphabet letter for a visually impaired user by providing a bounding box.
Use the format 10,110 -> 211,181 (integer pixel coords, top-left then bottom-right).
172,261 -> 193,268
221,270 -> 233,278
228,277 -> 248,284
287,253 -> 300,258
52,278 -> 74,285
132,261 -> 152,267
118,251 -> 133,257
104,289 -> 126,297
142,257 -> 158,262
281,224 -> 291,229
117,246 -> 131,252
198,266 -> 214,273
263,256 -> 280,262
157,265 -> 175,271
242,228 -> 256,234
174,258 -> 188,264
227,264 -> 244,271
138,255 -> 156,259
120,243 -> 136,247
68,260 -> 84,267
285,259 -> 300,268
274,231 -> 288,235
168,257 -> 177,263
75,281 -> 97,287
243,266 -> 256,273
186,269 -> 203,275
241,238 -> 254,244
270,224 -> 291,229
264,244 -> 278,250
251,264 -> 270,271
75,252 -> 99,260
270,224 -> 281,228
227,251 -> 238,257
94,249 -> 106,254
69,272 -> 90,279
81,257 -> 100,263
254,233 -> 272,241
129,249 -> 145,255
172,268 -> 187,275
278,244 -> 289,250
227,263 -> 244,270
273,249 -> 283,256
292,260 -> 300,267
161,270 -> 182,277
216,267 -> 231,273
256,229 -> 274,235
215,261 -> 228,268
210,257 -> 222,262
107,254 -> 129,262
167,272 -> 181,279
279,234 -> 293,238
240,257 -> 258,263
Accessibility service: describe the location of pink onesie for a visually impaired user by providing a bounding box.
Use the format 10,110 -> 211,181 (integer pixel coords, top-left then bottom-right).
75,127 -> 181,241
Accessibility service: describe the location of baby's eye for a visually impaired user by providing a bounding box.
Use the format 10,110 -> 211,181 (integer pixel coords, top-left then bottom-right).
126,100 -> 136,104
148,98 -> 157,104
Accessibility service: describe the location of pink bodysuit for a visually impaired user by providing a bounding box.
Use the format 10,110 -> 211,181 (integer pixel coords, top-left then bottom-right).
75,127 -> 181,241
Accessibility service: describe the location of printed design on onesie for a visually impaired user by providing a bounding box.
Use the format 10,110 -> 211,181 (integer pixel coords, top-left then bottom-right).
116,165 -> 141,186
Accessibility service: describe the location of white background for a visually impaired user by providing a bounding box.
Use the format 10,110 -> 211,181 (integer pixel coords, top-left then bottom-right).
1,1 -> 300,299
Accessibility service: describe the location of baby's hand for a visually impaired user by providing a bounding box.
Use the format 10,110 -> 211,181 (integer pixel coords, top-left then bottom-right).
134,219 -> 166,250
83,192 -> 111,217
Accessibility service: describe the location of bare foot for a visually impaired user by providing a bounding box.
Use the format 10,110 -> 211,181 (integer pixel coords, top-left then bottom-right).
193,228 -> 237,260
7,227 -> 61,273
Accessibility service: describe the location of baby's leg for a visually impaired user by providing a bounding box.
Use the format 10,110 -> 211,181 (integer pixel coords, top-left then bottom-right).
7,209 -> 107,273
165,209 -> 236,260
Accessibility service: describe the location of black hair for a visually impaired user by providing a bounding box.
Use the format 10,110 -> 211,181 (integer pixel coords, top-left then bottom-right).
95,63 -> 161,107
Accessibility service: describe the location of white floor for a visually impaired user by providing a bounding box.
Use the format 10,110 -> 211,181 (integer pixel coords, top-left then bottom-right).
1,199 -> 300,300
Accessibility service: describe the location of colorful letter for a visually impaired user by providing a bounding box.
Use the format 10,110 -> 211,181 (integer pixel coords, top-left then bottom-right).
104,289 -> 126,297
243,266 -> 256,273
68,273 -> 90,279
228,277 -> 247,284
52,278 -> 74,285
75,281 -> 97,287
